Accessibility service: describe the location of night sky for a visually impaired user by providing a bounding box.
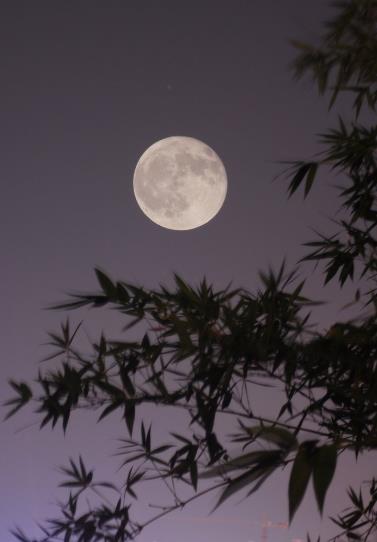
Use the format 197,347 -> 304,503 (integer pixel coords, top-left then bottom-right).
1,2 -> 371,541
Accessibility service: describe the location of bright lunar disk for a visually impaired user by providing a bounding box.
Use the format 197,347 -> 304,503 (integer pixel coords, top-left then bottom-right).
133,136 -> 227,230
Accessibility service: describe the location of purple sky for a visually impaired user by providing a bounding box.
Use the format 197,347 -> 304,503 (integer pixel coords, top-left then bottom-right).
1,1 -> 371,541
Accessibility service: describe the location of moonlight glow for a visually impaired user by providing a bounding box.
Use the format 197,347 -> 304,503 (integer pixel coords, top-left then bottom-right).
133,136 -> 227,230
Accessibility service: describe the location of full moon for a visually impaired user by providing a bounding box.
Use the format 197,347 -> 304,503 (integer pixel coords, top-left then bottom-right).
133,136 -> 227,230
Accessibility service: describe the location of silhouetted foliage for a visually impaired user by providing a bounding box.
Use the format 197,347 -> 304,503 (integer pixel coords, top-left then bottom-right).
4,1 -> 377,540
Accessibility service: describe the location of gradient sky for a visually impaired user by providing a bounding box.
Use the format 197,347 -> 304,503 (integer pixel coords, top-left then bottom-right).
1,2 -> 371,541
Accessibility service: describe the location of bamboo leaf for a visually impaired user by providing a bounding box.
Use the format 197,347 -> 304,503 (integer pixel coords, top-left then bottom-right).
214,453 -> 281,509
287,162 -> 313,198
288,443 -> 314,522
241,423 -> 298,451
200,450 -> 281,478
95,268 -> 117,298
98,400 -> 123,422
304,162 -> 318,198
124,401 -> 135,436
312,444 -> 337,515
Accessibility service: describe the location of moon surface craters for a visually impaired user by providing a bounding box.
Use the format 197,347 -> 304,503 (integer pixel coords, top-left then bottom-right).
133,136 -> 227,230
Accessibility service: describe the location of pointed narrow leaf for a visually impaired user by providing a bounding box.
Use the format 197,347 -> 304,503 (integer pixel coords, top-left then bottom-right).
242,424 -> 298,451
304,163 -> 318,198
246,466 -> 277,496
288,163 -> 312,197
190,461 -> 198,490
215,467 -> 266,509
214,454 -> 280,510
124,401 -> 135,435
313,444 -> 337,515
10,528 -> 29,542
200,450 -> 281,478
95,268 -> 117,298
288,444 -> 313,522
98,399 -> 123,422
